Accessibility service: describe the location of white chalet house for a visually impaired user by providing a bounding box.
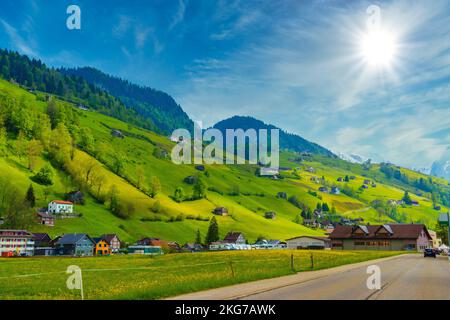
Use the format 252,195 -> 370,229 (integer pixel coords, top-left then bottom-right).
48,200 -> 74,214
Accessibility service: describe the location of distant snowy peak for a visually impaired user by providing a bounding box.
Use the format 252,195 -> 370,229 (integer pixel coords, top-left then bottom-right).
337,152 -> 368,164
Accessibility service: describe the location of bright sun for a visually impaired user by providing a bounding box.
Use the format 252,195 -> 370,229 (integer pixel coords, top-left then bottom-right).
360,29 -> 397,67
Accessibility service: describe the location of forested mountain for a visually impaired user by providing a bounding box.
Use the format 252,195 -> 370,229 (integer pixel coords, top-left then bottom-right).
60,67 -> 193,134
213,116 -> 335,157
0,49 -> 158,131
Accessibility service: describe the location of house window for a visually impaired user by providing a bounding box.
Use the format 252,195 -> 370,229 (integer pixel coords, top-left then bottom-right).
354,241 -> 366,246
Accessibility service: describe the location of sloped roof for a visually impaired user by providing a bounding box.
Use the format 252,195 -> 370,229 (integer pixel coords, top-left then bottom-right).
330,224 -> 431,240
56,234 -> 94,245
100,234 -> 120,244
224,232 -> 244,242
51,200 -> 73,205
32,233 -> 51,241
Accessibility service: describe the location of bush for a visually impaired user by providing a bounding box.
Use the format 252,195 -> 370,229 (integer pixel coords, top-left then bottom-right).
31,165 -> 53,185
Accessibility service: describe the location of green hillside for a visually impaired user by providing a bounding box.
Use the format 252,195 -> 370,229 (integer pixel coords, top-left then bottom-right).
0,78 -> 448,245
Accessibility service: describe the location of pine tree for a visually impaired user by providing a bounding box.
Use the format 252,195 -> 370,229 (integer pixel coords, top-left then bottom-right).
402,191 -> 412,205
322,203 -> 330,212
205,216 -> 219,244
195,229 -> 202,245
25,184 -> 36,207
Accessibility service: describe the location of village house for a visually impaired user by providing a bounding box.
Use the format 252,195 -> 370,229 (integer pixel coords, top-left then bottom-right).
93,238 -> 111,256
0,230 -> 35,257
111,129 -> 125,138
209,241 -> 234,251
306,166 -> 315,173
48,200 -> 73,214
329,224 -> 432,251
411,200 -> 419,206
55,234 -> 95,256
254,239 -> 286,249
349,176 -> 356,180
310,177 -> 320,183
32,233 -> 51,247
182,243 -> 203,252
224,232 -> 246,245
184,175 -> 197,184
303,218 -> 318,228
265,211 -> 276,219
195,165 -> 205,171
337,177 -> 343,182
361,184 -> 369,189
33,233 -> 56,256
137,237 -> 161,246
100,234 -> 121,253
285,236 -> 331,250
363,179 -> 371,185
213,207 -> 228,216
37,212 -> 55,226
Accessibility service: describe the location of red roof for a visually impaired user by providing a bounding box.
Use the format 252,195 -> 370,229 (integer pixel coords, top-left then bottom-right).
51,200 -> 73,205
329,224 -> 431,240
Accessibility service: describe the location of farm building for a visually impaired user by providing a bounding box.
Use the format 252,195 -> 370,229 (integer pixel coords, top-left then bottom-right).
37,212 -> 55,226
55,234 -> 95,256
182,243 -> 203,252
48,200 -> 73,214
276,192 -> 287,199
128,245 -> 163,255
329,224 -> 432,251
265,211 -> 276,219
330,187 -> 340,195
285,236 -> 331,250
213,207 -> 228,216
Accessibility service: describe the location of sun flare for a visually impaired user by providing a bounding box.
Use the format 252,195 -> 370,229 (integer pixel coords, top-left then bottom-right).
360,29 -> 397,67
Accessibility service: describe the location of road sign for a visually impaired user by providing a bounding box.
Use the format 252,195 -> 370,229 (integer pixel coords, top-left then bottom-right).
439,213 -> 449,226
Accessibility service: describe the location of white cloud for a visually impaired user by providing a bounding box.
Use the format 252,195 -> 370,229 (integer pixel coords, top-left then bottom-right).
175,0 -> 450,168
0,18 -> 37,57
169,0 -> 187,31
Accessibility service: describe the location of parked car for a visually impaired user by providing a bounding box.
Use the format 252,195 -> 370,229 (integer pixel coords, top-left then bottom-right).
424,248 -> 436,258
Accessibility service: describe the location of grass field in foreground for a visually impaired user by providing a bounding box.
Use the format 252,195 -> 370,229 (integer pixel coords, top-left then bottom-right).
0,250 -> 405,300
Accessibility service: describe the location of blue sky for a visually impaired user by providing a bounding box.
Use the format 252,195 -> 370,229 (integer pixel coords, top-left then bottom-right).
0,0 -> 449,169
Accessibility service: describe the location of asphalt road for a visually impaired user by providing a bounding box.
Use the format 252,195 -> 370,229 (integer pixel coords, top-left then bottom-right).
244,254 -> 450,300
171,254 -> 450,300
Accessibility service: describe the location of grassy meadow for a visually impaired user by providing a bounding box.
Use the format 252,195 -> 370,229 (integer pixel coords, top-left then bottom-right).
0,250 -> 405,300
0,78 -> 448,246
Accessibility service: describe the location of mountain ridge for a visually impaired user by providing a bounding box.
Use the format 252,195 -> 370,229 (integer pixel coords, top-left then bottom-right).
59,66 -> 193,135
213,115 -> 335,157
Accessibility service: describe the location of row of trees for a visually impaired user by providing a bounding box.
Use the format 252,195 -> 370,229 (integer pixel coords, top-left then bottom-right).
0,49 -> 155,131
